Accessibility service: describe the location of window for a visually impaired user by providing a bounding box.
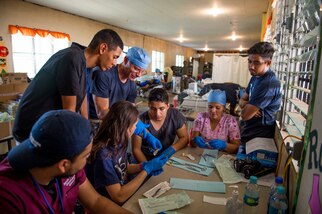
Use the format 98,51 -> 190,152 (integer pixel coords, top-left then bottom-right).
11,31 -> 69,78
117,45 -> 130,64
272,0 -> 318,145
151,50 -> 164,74
176,55 -> 184,67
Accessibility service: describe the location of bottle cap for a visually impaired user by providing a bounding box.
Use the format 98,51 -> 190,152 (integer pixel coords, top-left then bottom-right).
250,176 -> 258,184
275,176 -> 283,184
276,186 -> 285,194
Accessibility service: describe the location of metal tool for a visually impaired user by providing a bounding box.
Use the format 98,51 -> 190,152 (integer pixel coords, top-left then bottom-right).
168,158 -> 207,171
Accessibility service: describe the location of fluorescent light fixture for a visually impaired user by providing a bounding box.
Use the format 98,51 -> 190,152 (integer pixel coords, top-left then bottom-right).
231,32 -> 237,41
176,35 -> 185,43
206,7 -> 224,16
205,44 -> 208,51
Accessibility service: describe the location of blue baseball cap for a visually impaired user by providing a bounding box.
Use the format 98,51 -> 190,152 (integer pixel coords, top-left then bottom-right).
126,47 -> 151,70
207,89 -> 226,106
8,110 -> 92,171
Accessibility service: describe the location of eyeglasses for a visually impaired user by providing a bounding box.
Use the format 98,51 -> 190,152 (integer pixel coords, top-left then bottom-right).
248,60 -> 266,66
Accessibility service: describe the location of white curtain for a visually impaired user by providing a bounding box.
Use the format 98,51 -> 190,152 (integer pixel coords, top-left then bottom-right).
193,59 -> 199,77
212,55 -> 251,87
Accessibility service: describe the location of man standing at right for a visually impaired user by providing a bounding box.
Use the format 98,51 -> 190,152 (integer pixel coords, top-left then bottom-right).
239,42 -> 281,145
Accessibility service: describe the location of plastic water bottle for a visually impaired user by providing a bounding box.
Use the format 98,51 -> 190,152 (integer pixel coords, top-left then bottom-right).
244,176 -> 260,207
226,189 -> 243,214
267,176 -> 283,211
268,186 -> 288,214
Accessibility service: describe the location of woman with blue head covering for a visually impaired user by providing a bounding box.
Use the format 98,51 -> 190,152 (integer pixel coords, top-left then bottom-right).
192,89 -> 241,153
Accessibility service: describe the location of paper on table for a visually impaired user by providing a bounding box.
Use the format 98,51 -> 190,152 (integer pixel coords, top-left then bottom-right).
245,137 -> 277,154
143,181 -> 171,198
214,155 -> 243,184
198,149 -> 218,167
203,195 -> 227,205
170,177 -> 226,193
168,157 -> 214,176
139,191 -> 193,214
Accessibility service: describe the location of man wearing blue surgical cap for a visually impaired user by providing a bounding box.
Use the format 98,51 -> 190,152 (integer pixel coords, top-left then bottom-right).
87,46 -> 162,151
192,89 -> 241,153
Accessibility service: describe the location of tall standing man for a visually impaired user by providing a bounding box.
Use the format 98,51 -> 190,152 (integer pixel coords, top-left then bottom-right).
239,42 -> 281,144
13,29 -> 123,143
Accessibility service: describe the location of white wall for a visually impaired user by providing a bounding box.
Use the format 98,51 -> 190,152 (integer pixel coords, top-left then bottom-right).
0,0 -> 195,74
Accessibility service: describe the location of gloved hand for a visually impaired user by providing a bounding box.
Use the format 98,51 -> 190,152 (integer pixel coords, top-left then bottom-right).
161,146 -> 176,158
142,155 -> 168,176
151,168 -> 164,176
209,139 -> 227,150
145,132 -> 163,151
193,136 -> 207,148
239,88 -> 245,98
134,120 -> 150,138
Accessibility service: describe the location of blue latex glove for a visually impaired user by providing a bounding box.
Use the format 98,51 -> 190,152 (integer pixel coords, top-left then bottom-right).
151,168 -> 164,176
161,146 -> 176,158
139,81 -> 149,87
134,120 -> 150,138
239,88 -> 245,98
142,155 -> 168,175
145,132 -> 163,151
193,136 -> 207,148
209,139 -> 227,150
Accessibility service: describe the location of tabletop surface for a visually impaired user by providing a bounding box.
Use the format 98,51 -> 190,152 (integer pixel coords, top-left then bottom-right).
123,147 -> 270,214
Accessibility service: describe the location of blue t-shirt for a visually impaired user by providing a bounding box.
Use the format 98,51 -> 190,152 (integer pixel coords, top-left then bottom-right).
242,69 -> 281,143
140,108 -> 186,160
88,66 -> 137,119
85,146 -> 128,199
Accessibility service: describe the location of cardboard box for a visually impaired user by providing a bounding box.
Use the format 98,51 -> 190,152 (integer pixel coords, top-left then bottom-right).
0,83 -> 28,102
0,120 -> 13,139
2,73 -> 28,84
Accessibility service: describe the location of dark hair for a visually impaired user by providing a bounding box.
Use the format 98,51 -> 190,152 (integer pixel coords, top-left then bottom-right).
88,29 -> 124,51
148,88 -> 169,104
35,152 -> 81,168
89,101 -> 138,160
247,42 -> 275,59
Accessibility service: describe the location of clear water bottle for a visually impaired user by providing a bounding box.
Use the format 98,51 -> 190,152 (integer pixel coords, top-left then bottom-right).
268,186 -> 288,214
226,189 -> 243,214
267,176 -> 283,211
244,176 -> 260,206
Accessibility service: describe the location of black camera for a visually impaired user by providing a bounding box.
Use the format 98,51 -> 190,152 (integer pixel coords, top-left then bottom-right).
233,158 -> 262,179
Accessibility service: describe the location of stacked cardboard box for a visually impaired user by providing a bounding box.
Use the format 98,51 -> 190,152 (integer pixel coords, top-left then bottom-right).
0,73 -> 29,139
2,73 -> 28,84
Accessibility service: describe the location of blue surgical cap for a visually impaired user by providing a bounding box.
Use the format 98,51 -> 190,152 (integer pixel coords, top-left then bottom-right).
207,89 -> 226,106
126,47 -> 151,70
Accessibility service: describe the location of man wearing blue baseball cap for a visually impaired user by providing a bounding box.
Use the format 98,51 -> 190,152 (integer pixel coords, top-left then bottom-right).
87,46 -> 162,151
0,110 -> 131,213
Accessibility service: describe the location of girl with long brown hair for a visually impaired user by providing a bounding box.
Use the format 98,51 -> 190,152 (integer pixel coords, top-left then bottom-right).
85,101 -> 167,204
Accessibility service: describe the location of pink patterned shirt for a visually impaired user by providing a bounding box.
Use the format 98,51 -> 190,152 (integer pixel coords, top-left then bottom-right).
192,112 -> 240,143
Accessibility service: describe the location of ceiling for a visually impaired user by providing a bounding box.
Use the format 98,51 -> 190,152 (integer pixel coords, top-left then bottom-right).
25,0 -> 270,51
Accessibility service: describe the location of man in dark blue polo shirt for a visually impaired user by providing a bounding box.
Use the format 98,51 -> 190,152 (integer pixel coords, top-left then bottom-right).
239,42 -> 282,144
